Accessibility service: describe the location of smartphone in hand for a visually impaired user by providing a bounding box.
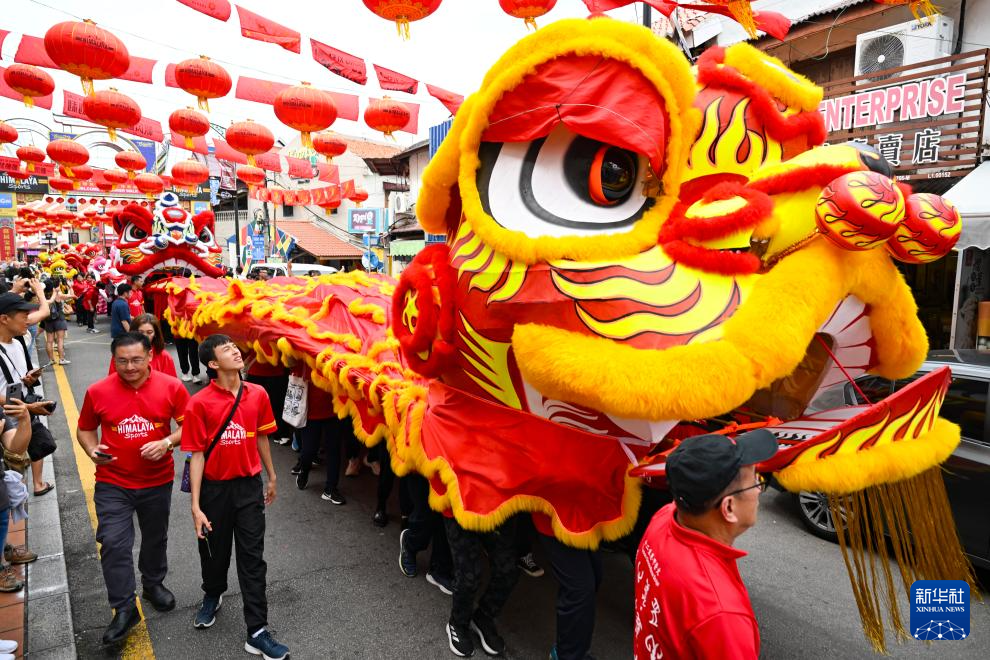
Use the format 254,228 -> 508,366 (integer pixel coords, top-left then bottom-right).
94,450 -> 114,459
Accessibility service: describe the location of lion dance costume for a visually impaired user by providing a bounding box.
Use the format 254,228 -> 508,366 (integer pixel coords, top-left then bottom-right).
162,18 -> 972,651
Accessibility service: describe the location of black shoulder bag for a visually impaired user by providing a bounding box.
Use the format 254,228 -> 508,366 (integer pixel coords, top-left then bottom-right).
180,384 -> 243,493
0,338 -> 57,462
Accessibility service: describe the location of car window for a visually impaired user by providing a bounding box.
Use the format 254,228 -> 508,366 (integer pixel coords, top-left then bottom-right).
845,376 -> 895,405
939,377 -> 988,443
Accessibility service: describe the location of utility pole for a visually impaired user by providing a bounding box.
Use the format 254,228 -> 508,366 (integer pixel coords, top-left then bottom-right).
642,2 -> 651,28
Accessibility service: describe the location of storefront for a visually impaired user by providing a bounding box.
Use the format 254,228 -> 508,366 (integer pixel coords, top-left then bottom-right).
946,162 -> 990,349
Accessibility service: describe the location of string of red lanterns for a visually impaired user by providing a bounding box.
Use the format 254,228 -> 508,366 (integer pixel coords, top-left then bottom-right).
43,20 -> 130,95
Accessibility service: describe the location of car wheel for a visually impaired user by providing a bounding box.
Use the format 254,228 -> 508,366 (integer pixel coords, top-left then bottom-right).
796,491 -> 841,543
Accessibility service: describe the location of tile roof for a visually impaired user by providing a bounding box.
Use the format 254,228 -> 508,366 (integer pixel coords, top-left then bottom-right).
277,220 -> 363,259
652,8 -> 712,36
341,137 -> 403,160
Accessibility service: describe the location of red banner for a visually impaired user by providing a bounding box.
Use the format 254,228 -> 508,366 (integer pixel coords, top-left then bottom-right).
0,30 -> 9,53
14,35 -> 56,68
255,150 -> 283,173
369,97 -> 419,134
0,64 -> 53,109
122,56 -> 157,84
0,227 -> 15,261
310,39 -> 367,85
0,156 -> 21,174
211,138 -> 248,165
269,188 -> 284,205
285,156 -> 313,178
316,163 -> 339,185
176,0 -> 232,21
340,179 -> 355,199
235,5 -> 301,54
329,92 -> 360,122
63,91 -> 164,142
426,84 -> 464,115
374,65 -> 418,94
164,63 -> 179,88
170,130 -> 210,155
236,76 -> 360,121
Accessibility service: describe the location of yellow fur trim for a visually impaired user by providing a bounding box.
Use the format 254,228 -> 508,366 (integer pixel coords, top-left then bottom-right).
723,43 -> 823,111
775,418 -> 960,494
418,95 -> 476,234
419,18 -> 699,263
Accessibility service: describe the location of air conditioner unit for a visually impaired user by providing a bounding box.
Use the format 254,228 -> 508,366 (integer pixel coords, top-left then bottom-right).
391,192 -> 409,214
855,16 -> 954,80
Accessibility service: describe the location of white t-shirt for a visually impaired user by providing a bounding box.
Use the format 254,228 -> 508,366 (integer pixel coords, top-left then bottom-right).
0,337 -> 30,389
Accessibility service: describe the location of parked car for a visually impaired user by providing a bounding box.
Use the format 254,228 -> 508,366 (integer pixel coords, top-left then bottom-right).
242,263 -> 289,279
295,264 -> 339,277
792,350 -> 990,570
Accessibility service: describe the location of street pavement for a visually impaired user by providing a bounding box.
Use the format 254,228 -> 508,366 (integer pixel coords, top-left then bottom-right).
37,317 -> 990,659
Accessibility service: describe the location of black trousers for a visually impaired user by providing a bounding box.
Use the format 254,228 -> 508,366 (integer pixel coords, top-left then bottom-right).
540,535 -> 603,660
198,475 -> 268,634
94,481 -> 172,611
175,337 -> 200,376
298,417 -> 343,491
445,517 -> 519,628
403,473 -> 452,575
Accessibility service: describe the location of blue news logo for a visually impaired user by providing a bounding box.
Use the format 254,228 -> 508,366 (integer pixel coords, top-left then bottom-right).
910,580 -> 970,641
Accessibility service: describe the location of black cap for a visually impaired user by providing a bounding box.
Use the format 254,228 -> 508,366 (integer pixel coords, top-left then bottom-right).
666,429 -> 778,511
0,293 -> 39,316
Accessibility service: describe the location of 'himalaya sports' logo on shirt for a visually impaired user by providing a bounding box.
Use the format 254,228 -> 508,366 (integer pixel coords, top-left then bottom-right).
910,580 -> 970,641
113,414 -> 158,440
218,421 -> 253,446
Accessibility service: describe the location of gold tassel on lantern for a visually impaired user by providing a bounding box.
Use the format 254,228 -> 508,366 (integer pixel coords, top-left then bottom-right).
828,467 -> 980,654
725,0 -> 759,39
910,0 -> 941,24
107,127 -> 117,142
184,136 -> 194,149
301,132 -> 313,149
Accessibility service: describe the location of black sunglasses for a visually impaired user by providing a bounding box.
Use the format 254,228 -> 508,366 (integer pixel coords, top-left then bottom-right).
723,474 -> 768,499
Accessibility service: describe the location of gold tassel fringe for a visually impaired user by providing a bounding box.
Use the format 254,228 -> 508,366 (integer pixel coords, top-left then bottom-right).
828,466 -> 980,654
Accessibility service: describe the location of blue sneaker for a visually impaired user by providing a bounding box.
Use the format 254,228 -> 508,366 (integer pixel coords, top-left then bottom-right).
245,629 -> 289,660
399,528 -> 417,577
194,594 -> 222,629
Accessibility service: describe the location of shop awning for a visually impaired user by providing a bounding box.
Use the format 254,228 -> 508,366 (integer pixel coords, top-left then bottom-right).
390,239 -> 425,258
945,162 -> 990,250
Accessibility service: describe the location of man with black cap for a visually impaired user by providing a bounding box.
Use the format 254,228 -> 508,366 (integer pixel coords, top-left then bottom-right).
633,429 -> 778,660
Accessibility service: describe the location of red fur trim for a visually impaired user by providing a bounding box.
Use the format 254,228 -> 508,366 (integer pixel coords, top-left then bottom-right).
113,203 -> 152,236
697,53 -> 826,146
679,173 -> 745,206
748,164 -> 859,196
659,183 -> 773,243
192,209 -> 215,232
391,244 -> 458,378
661,240 -> 761,275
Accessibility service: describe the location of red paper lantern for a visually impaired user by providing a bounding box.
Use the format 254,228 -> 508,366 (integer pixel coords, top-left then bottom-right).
80,221 -> 93,229
83,88 -> 141,142
364,97 -> 410,138
174,56 -> 232,112
16,145 -> 46,172
169,107 -> 210,149
499,0 -> 556,29
49,177 -> 75,192
3,64 -> 54,108
312,132 -> 347,162
103,168 -> 129,187
44,20 -> 130,95
236,165 -> 267,188
115,150 -> 147,179
59,164 -> 94,189
171,159 -> 209,192
274,82 -> 337,149
47,139 -> 89,177
363,0 -> 442,38
6,170 -> 30,181
226,120 -> 274,166
134,173 -> 165,199
0,121 -> 17,145
349,187 -> 369,207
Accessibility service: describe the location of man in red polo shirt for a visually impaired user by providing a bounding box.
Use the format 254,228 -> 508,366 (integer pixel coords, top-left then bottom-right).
77,332 -> 189,645
634,430 -> 777,660
182,334 -> 288,660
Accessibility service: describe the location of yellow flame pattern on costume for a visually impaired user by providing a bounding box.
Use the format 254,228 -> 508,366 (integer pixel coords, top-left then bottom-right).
452,221 -> 527,303
458,313 -> 522,410
687,95 -> 783,182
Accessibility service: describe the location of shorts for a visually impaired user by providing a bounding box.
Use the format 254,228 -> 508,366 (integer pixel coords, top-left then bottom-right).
42,319 -> 68,332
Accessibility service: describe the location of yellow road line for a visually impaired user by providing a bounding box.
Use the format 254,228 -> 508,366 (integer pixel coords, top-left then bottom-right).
53,363 -> 157,660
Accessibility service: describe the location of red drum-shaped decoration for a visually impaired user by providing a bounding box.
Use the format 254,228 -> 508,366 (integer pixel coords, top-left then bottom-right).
499,0 -> 556,29
3,63 -> 55,107
364,97 -> 410,138
226,120 -> 274,166
6,170 -> 30,181
49,177 -> 75,192
80,221 -> 93,229
115,150 -> 147,179
274,82 -> 337,149
59,164 -> 94,182
47,139 -> 90,177
171,159 -> 209,192
887,193 -> 962,264
134,173 -> 165,199
236,165 -> 266,188
44,20 -> 130,95
363,0 -> 442,38
83,88 -> 141,142
95,179 -> 115,193
0,121 -> 17,145
312,132 -> 347,162
815,171 -> 904,251
169,107 -> 210,149
391,244 -> 457,376
349,187 -> 369,207
16,145 -> 46,172
175,56 -> 232,112
103,168 -> 129,187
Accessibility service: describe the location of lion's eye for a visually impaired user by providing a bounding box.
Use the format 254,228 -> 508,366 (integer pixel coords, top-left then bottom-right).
123,224 -> 147,241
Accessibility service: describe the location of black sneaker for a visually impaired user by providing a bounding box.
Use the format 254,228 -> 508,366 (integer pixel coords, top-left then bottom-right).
517,553 -> 544,577
290,462 -> 301,476
244,628 -> 289,660
372,509 -> 388,527
398,528 -> 417,577
426,571 -> 454,596
470,613 -> 505,656
447,622 -> 474,657
321,488 -> 346,505
296,470 -> 309,490
193,594 -> 222,629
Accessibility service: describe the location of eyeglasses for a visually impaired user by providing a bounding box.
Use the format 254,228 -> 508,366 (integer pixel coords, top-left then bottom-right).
723,474 -> 768,499
114,357 -> 149,367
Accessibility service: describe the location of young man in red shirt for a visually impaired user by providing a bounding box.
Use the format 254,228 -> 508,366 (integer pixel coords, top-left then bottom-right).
182,334 -> 288,660
634,430 -> 777,660
77,332 -> 189,645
